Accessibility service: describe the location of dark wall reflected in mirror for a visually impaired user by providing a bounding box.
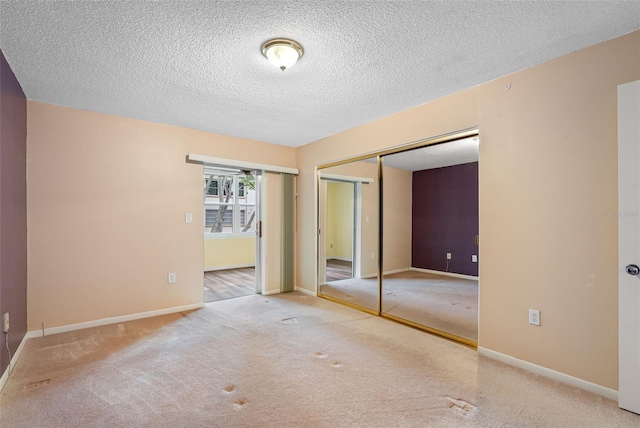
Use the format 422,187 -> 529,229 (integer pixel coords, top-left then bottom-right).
381,137 -> 479,343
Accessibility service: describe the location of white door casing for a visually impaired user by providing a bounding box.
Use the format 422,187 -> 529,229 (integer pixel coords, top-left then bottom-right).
618,80 -> 640,414
318,177 -> 327,288
255,170 -> 264,294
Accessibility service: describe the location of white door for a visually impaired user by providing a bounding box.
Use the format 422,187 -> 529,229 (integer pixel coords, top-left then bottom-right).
618,80 -> 640,414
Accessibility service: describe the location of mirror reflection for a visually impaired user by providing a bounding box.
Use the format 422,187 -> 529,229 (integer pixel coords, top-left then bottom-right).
318,158 -> 379,312
381,137 -> 479,343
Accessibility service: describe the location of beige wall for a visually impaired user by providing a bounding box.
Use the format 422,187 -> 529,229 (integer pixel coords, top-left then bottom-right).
326,181 -> 354,260
296,31 -> 640,390
204,236 -> 255,270
27,102 -> 295,328
381,164 -> 412,273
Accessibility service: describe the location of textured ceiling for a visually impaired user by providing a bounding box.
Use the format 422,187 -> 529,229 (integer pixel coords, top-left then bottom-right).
1,1 -> 638,147
383,137 -> 479,172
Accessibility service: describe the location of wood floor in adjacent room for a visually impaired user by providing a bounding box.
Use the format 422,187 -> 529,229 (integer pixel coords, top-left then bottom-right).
325,259 -> 353,282
1,293 -> 636,427
204,267 -> 255,303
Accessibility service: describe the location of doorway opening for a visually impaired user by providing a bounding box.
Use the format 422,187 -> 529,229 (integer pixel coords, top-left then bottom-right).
203,167 -> 260,303
325,180 -> 355,282
318,169 -> 374,310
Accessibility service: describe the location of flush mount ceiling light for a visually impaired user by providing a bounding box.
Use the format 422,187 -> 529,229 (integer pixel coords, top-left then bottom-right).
261,38 -> 303,71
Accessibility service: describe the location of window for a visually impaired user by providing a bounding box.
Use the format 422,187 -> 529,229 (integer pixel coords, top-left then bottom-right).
205,208 -> 233,227
207,180 -> 219,196
204,172 -> 256,236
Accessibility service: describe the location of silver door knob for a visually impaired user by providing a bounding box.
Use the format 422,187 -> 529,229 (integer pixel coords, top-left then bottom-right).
626,264 -> 640,275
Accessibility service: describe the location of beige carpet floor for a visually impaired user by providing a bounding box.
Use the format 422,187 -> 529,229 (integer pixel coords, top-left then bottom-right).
320,270 -> 478,341
0,292 -> 637,427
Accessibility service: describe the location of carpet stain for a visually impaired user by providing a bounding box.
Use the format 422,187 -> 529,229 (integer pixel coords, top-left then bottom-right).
223,385 -> 235,394
26,379 -> 50,390
451,303 -> 458,306
234,398 -> 248,408
315,351 -> 327,358
446,397 -> 477,419
331,361 -> 343,368
465,306 -> 471,309
281,317 -> 298,324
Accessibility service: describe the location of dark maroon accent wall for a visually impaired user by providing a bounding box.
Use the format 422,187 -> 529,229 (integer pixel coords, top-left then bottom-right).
412,162 -> 478,276
0,49 -> 27,377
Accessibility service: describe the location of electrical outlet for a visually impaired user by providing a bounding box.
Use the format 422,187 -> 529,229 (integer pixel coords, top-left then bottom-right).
168,272 -> 176,283
185,213 -> 193,223
529,309 -> 540,326
447,253 -> 452,260
2,312 -> 9,333
472,255 -> 478,263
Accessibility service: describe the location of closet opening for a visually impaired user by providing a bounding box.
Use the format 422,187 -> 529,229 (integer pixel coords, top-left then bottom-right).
316,128 -> 479,347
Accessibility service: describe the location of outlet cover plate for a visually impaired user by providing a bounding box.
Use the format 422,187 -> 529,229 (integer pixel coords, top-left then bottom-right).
529,309 -> 540,326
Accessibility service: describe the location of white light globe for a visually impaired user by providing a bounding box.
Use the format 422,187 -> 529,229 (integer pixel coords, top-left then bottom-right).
262,39 -> 304,71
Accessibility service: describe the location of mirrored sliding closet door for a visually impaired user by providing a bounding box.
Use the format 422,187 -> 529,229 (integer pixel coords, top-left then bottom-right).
381,137 -> 479,346
317,157 -> 379,313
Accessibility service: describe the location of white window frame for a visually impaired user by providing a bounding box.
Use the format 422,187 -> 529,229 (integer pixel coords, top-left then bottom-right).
204,174 -> 256,239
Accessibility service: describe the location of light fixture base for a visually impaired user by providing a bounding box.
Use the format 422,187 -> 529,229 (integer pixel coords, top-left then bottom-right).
261,38 -> 304,71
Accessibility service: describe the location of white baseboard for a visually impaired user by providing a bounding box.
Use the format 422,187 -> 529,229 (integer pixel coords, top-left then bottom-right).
262,289 -> 280,296
0,332 -> 30,392
360,268 -> 410,279
478,347 -> 618,401
26,302 -> 205,339
295,286 -> 317,297
327,257 -> 353,262
204,263 -> 254,272
384,268 -> 410,276
410,267 -> 478,281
